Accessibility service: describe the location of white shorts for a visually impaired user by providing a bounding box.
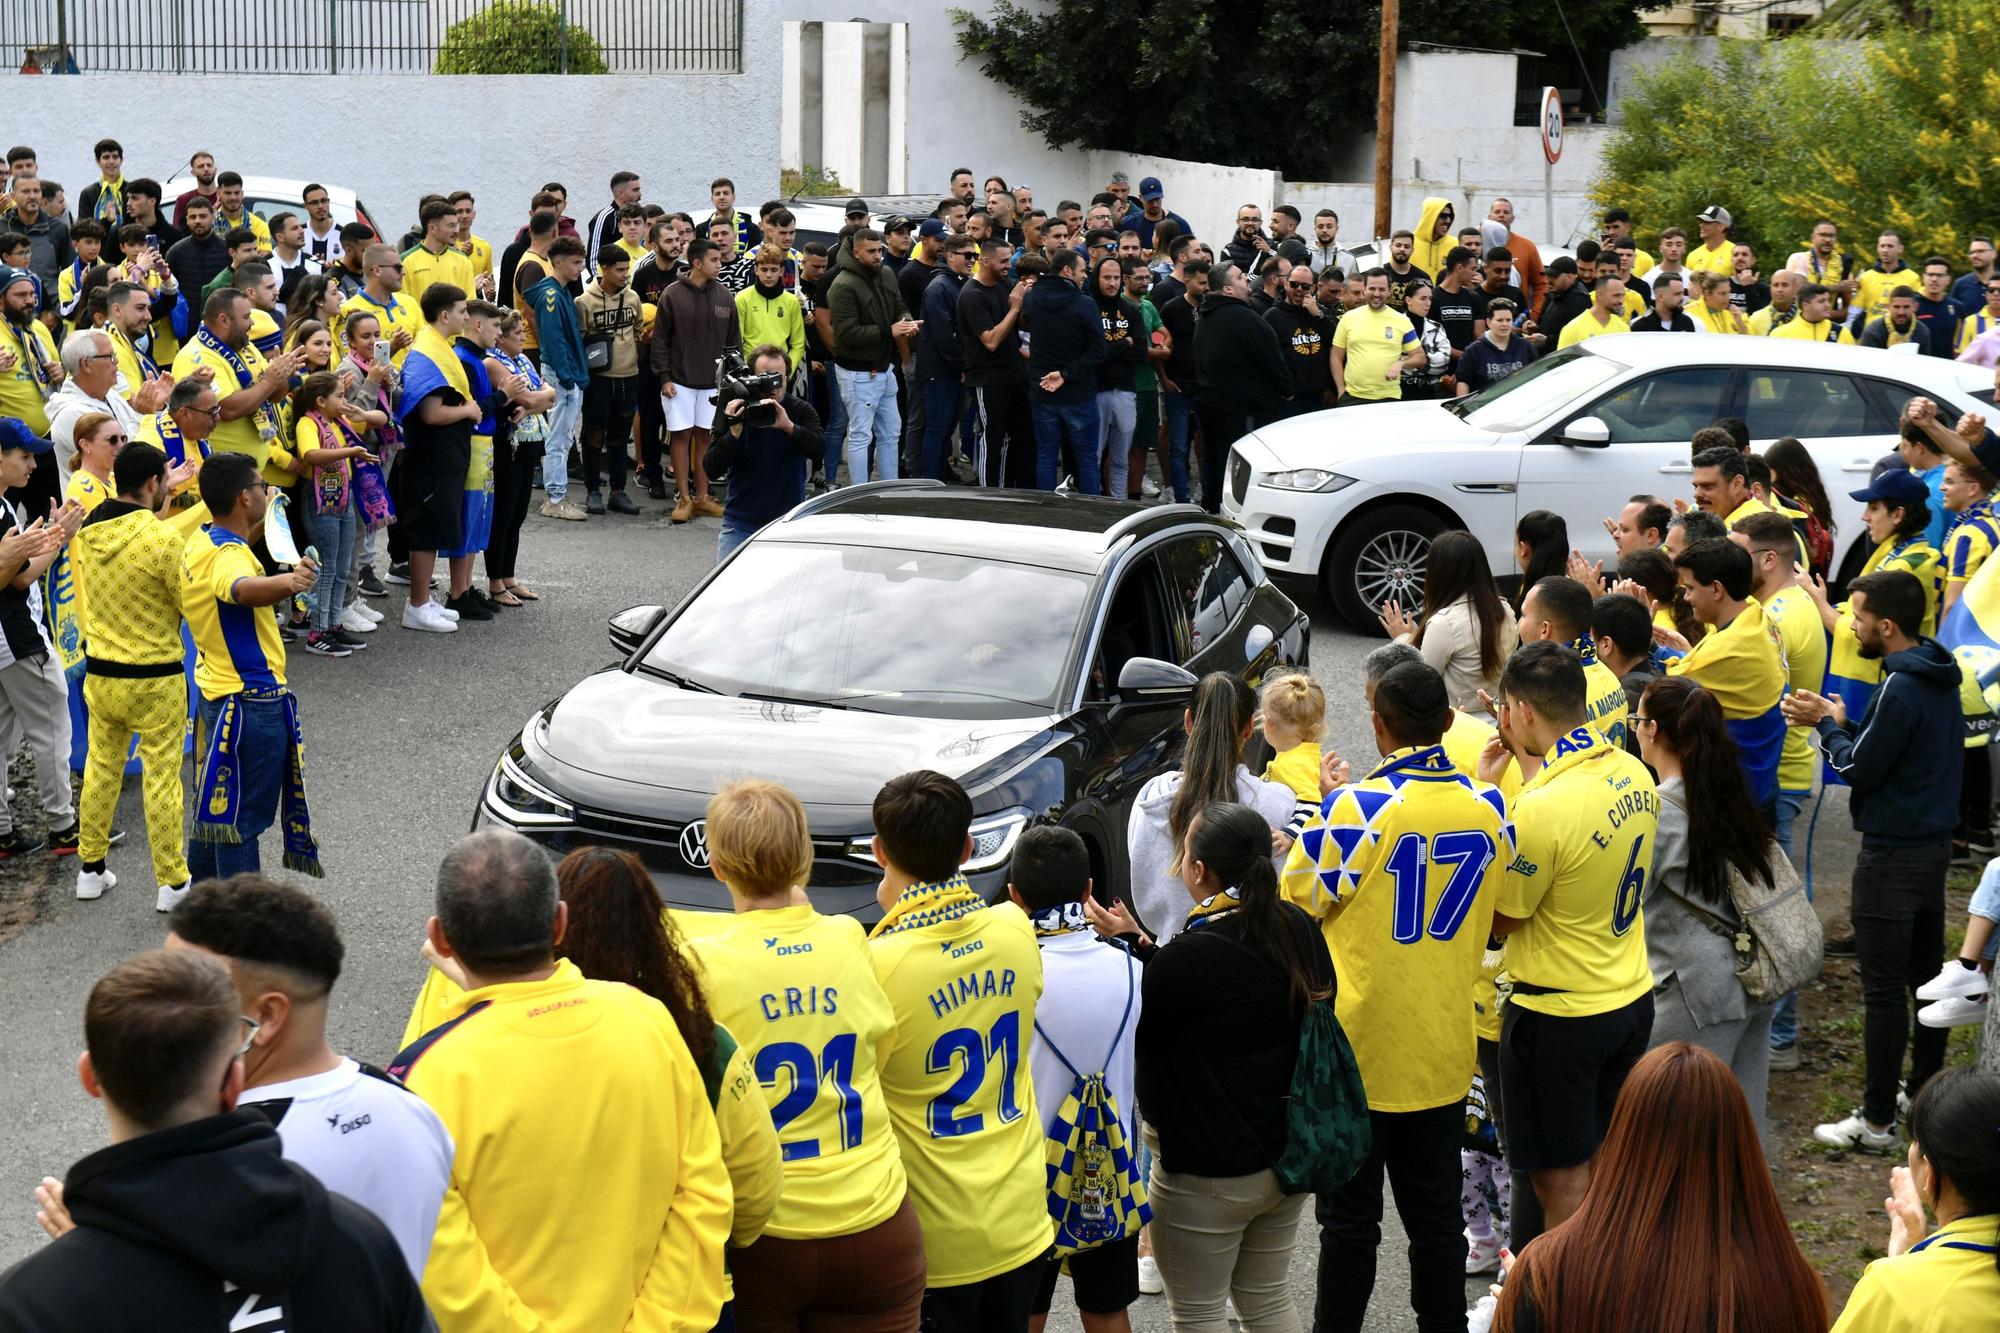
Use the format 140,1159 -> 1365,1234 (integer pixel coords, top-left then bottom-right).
662,383 -> 709,433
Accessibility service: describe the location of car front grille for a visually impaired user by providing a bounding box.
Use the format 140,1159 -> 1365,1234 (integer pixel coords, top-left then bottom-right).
1230,452 -> 1250,505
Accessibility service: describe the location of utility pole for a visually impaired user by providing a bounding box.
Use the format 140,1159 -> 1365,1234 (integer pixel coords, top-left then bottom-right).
1373,0 -> 1398,240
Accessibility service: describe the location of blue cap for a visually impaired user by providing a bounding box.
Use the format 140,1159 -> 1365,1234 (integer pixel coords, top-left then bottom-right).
1850,466 -> 1929,508
1139,176 -> 1164,199
0,417 -> 53,454
918,217 -> 949,240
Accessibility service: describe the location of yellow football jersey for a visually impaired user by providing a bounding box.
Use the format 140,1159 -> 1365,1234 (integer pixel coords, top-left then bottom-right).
1282,744 -> 1512,1111
1582,655 -> 1630,751
1496,724 -> 1658,1017
1440,708 -> 1520,802
870,885 -> 1053,1286
689,904 -> 908,1241
1763,584 -> 1830,793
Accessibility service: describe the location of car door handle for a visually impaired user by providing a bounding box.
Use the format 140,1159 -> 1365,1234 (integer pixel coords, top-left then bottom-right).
1658,462 -> 1692,474
1842,457 -> 1875,471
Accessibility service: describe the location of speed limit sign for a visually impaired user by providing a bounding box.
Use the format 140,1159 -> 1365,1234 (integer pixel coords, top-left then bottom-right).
1540,86 -> 1564,164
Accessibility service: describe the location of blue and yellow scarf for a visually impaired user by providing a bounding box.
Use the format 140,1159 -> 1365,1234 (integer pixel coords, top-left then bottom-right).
871,873 -> 985,937
192,687 -> 322,878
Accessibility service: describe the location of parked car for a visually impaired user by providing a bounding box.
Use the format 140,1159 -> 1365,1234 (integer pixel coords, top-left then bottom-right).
158,173 -> 380,236
474,482 -> 1310,919
785,194 -> 942,249
1222,335 -> 1999,629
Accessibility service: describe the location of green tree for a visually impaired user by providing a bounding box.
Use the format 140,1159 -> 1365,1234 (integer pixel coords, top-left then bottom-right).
953,0 -> 1663,181
435,1 -> 608,74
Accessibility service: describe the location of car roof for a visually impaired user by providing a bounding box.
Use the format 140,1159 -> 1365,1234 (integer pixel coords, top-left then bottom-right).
1577,331 -> 1992,389
160,174 -> 361,207
761,482 -> 1220,572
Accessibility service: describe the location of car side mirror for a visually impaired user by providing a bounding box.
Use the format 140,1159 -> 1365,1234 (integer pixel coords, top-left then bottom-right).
609,605 -> 667,658
1116,656 -> 1199,697
1562,416 -> 1611,447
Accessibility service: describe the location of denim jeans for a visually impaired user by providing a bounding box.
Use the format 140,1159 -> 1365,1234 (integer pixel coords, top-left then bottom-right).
1971,856 -> 2000,962
1852,837 -> 1950,1127
1133,389 -> 1160,497
717,512 -> 756,563
186,693 -> 289,881
920,378 -> 963,482
1030,398 -> 1102,492
1770,785 -> 1811,1048
544,381 -> 584,503
304,505 -> 357,632
835,366 -> 899,484
1097,388 -> 1136,499
1162,389 -> 1195,504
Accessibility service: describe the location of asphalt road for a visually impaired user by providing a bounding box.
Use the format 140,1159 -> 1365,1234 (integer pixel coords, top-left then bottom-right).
0,491 -> 1489,1328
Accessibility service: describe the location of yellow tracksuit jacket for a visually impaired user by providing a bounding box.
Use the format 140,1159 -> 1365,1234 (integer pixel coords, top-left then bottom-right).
394,959 -> 733,1333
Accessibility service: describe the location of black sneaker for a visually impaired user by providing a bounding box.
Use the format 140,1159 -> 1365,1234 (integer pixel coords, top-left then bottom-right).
280,619 -> 309,642
471,589 -> 504,613
46,822 -> 79,856
1825,930 -> 1857,957
608,491 -> 640,515
385,563 -> 413,586
305,631 -> 352,657
646,477 -> 668,500
445,592 -> 495,622
357,569 -> 389,598
0,830 -> 46,857
331,628 -> 370,649
585,490 -> 607,516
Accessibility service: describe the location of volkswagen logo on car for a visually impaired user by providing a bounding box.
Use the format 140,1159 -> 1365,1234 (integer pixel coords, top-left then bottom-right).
678,820 -> 710,869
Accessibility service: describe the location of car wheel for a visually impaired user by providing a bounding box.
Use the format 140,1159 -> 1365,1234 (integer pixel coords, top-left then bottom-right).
1324,506 -> 1447,632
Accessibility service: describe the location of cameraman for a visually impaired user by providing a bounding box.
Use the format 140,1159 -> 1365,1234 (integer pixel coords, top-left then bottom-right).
704,342 -> 824,561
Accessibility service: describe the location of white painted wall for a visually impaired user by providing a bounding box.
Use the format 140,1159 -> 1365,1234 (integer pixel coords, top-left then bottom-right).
10,0 -> 781,232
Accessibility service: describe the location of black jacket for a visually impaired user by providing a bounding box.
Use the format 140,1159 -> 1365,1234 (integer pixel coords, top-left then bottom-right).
1264,303 -> 1335,401
826,234 -> 910,372
1023,274 -> 1105,405
1818,637 -> 1962,844
0,1110 -> 430,1331
1195,293 -> 1293,417
705,392 -> 824,530
165,232 -> 229,300
1220,232 -> 1278,279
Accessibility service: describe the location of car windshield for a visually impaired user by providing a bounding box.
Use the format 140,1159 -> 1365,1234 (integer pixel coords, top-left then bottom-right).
1445,346 -> 1626,432
641,541 -> 1090,717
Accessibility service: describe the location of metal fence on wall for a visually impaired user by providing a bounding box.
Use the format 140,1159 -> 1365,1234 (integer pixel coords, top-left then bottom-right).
2,0 -> 743,75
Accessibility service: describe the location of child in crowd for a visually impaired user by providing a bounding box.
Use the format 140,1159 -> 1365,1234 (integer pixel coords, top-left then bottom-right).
1259,671 -> 1327,834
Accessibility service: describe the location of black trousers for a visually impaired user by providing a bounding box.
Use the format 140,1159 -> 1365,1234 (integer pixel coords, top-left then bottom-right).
1959,746 -> 1993,845
1313,1101 -> 1467,1333
385,452 -> 410,566
919,1250 -> 1047,1333
485,434 -> 537,581
635,361 -> 665,482
1853,837 -> 1950,1126
973,382 -> 1036,489
1192,402 -> 1251,514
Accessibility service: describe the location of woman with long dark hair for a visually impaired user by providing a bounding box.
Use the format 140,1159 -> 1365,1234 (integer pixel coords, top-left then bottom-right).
1835,1066 -> 2000,1330
1494,1042 -> 1827,1333
1619,546 -> 1705,646
1137,801 -> 1333,1333
1513,510 -> 1569,613
1381,529 -> 1516,709
1634,677 -> 1786,1138
1765,436 -> 1836,576
1126,672 -> 1307,945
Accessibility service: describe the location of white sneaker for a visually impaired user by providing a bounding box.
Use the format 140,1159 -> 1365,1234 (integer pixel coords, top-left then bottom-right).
339,605 -> 377,633
1813,1111 -> 1899,1152
353,602 -> 385,625
402,601 -> 458,633
1916,960 -> 1988,1001
155,880 -> 191,914
1141,476 -> 1161,498
75,867 -> 116,901
1137,1254 -> 1164,1295
1919,993 -> 1989,1027
1465,1232 -> 1503,1275
434,603 -> 460,622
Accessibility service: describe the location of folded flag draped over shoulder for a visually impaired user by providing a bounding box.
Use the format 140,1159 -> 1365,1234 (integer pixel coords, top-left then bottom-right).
1940,554 -> 2000,747
396,326 -> 469,425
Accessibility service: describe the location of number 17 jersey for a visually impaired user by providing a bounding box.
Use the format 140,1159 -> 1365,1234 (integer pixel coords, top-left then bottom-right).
870,886 -> 1054,1287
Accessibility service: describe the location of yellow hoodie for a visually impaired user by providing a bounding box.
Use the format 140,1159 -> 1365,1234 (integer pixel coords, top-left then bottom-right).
1409,196 -> 1457,279
394,959 -> 733,1333
69,499 -> 185,665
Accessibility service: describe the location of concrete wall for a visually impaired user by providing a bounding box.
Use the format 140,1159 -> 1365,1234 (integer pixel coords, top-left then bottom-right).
9,0 -> 781,231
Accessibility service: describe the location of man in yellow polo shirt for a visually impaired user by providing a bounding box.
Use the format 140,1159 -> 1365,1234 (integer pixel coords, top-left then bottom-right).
1854,229 -> 1918,330
1686,205 -> 1736,276
1556,276 -> 1629,348
170,289 -> 300,478
338,244 -> 419,365
1490,641 -> 1658,1245
1770,283 -> 1856,346
449,191 -> 494,295
1283,657 -> 1509,1332
401,200 -> 476,306
210,171 -> 271,248
867,769 -> 1054,1327
1516,574 -> 1630,749
1332,269 -> 1420,405
178,452 -> 320,895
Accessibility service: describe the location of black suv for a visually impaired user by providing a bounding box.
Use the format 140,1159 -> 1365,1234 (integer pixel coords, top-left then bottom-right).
475,482 -> 1310,917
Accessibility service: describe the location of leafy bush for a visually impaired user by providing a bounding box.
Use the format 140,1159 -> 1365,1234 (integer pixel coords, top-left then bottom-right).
435,1 -> 608,74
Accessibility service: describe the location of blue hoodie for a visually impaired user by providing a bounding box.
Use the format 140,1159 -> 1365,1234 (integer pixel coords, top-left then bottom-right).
521,266 -> 587,390
1816,636 -> 1962,844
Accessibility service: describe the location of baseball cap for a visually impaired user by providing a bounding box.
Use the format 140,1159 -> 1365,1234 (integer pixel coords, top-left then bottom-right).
1697,205 -> 1733,227
917,218 -> 948,240
844,197 -> 869,217
1849,466 -> 1929,508
882,215 -> 912,234
0,417 -> 53,455
1139,176 -> 1164,200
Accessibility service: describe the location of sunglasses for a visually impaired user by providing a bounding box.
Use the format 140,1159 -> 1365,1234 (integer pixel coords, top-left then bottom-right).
1287,282 -> 1313,291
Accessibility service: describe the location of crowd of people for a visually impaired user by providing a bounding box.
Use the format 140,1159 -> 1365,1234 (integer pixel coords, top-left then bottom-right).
2,138 -> 2000,1331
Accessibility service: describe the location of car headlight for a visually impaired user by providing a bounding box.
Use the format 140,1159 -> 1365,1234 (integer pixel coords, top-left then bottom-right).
845,809 -> 1031,874
1260,469 -> 1355,493
486,751 -> 575,827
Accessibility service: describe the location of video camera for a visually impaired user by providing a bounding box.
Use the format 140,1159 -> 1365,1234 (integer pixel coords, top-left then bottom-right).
710,350 -> 785,429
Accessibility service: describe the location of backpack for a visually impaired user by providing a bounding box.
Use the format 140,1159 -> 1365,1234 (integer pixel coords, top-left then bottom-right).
1660,791 -> 1824,1004
1036,953 -> 1151,1255
1271,994 -> 1374,1196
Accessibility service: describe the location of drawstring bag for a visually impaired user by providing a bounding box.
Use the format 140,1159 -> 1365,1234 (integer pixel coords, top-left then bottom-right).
1271,995 -> 1373,1196
1038,953 -> 1150,1254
